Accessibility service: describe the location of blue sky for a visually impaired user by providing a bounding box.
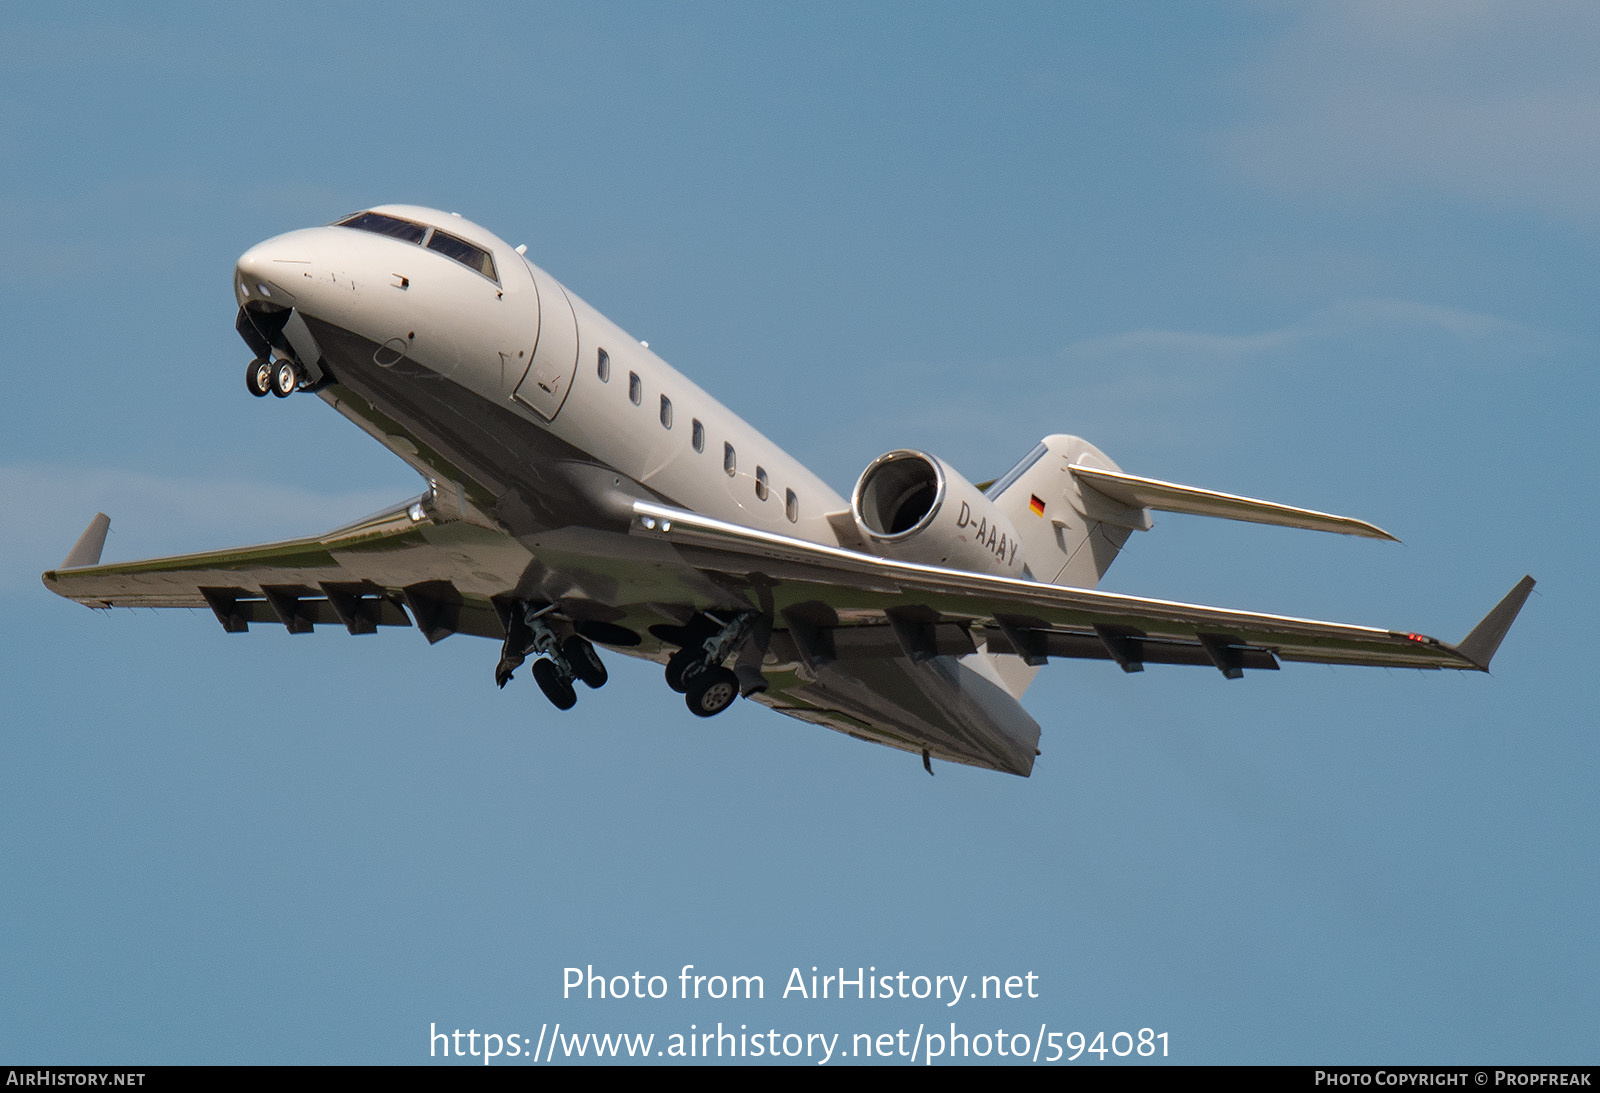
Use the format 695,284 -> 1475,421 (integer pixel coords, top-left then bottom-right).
2,1 -> 1594,1065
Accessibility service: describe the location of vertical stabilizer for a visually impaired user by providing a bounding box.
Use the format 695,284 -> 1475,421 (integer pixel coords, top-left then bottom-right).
990,435 -> 1143,590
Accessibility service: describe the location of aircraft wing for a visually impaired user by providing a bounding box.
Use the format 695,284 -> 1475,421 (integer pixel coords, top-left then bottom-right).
41,493 -> 1532,778
44,490 -> 1534,677
627,500 -> 1535,676
40,498 -> 529,642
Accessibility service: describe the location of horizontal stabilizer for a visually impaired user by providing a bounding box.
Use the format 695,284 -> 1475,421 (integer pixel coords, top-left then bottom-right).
61,513 -> 111,568
1069,465 -> 1398,541
1452,575 -> 1536,670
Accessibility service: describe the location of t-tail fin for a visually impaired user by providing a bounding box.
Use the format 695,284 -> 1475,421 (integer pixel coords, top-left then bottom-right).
989,435 -> 1144,590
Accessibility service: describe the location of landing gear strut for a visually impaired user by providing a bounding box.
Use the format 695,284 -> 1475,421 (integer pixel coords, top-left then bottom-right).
496,601 -> 607,711
665,611 -> 762,717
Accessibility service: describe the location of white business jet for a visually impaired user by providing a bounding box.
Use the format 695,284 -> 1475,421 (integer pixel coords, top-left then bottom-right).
43,206 -> 1534,776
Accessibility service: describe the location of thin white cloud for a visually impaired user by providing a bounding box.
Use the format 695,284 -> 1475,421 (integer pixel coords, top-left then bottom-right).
1062,297 -> 1516,368
4,464 -> 412,596
1316,298 -> 1513,339
1217,0 -> 1600,224
1065,327 -> 1301,364
827,294 -> 1536,461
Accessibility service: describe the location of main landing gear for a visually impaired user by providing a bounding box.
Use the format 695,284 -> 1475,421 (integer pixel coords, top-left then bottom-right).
684,667 -> 740,718
665,612 -> 759,719
246,357 -> 303,398
492,603 -> 763,721
496,601 -> 608,711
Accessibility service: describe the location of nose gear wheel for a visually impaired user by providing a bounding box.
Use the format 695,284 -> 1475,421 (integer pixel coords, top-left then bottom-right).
272,360 -> 300,397
246,358 -> 273,397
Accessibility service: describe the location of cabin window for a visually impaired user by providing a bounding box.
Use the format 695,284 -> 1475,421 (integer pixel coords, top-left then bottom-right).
629,372 -> 642,405
597,348 -> 610,382
785,488 -> 798,523
755,466 -> 769,501
660,394 -> 673,429
723,442 -> 737,477
691,419 -> 704,453
334,211 -> 427,244
426,228 -> 498,282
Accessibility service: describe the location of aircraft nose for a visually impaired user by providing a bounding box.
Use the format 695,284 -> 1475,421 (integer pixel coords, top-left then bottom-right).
234,230 -> 319,309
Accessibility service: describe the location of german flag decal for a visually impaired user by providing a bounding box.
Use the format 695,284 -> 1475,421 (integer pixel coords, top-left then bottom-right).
1029,494 -> 1046,517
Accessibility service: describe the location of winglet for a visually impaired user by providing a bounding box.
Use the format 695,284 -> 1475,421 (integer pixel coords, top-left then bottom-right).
1453,575 -> 1535,670
60,513 -> 111,569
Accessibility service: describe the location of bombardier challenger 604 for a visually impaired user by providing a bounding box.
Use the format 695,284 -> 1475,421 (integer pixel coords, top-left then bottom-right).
43,206 -> 1534,776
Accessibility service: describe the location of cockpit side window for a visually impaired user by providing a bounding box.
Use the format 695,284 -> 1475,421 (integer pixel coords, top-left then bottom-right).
426,228 -> 498,282
334,211 -> 427,244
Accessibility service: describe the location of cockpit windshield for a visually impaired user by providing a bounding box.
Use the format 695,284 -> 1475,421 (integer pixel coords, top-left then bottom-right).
426,228 -> 497,281
332,211 -> 499,283
334,211 -> 427,244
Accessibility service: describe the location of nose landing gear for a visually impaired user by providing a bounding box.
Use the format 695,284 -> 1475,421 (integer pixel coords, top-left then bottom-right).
246,357 -> 304,398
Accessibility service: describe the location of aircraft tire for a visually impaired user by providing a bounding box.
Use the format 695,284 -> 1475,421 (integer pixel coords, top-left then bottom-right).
684,667 -> 739,718
531,658 -> 577,711
247,358 -> 273,397
563,636 -> 608,689
272,360 -> 298,398
664,649 -> 700,694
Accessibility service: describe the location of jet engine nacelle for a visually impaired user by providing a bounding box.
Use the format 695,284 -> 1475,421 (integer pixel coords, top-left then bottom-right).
851,450 -> 1026,578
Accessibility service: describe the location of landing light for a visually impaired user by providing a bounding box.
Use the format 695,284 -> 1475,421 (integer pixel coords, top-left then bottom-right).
257,283 -> 271,298
407,502 -> 425,522
641,516 -> 656,530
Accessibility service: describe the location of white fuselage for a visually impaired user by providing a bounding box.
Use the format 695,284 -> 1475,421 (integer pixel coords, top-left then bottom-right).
234,204 -> 847,542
